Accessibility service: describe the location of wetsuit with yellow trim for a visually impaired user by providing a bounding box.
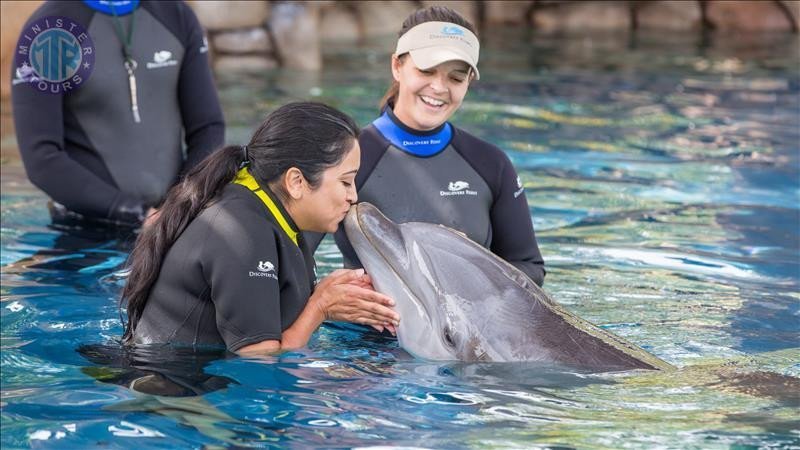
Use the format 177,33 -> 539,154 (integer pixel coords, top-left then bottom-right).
332,108 -> 546,286
132,169 -> 316,351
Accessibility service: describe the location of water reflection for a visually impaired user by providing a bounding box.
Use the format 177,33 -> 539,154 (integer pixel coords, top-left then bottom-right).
78,344 -> 236,397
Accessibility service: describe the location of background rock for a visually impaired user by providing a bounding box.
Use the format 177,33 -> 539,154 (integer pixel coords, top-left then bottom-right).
353,1 -> 420,37
269,2 -> 321,71
214,28 -> 271,54
484,0 -> 533,26
533,1 -> 631,32
214,55 -> 277,72
189,1 -> 269,31
706,0 -> 795,32
319,5 -> 361,42
636,1 -> 702,31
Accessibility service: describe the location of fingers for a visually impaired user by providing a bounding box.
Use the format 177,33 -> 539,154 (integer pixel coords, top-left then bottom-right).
320,268 -> 366,286
344,285 -> 394,307
316,268 -> 359,291
326,298 -> 400,326
321,269 -> 376,289
325,268 -> 356,281
347,277 -> 373,290
314,274 -> 400,326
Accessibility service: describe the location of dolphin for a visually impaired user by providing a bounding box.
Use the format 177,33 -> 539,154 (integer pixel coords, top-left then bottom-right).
343,203 -> 673,372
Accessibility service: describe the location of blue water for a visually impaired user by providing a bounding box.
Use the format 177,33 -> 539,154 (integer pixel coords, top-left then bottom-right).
2,30 -> 799,448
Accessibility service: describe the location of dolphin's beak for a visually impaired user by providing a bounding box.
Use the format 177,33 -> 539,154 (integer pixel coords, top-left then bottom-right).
346,203 -> 408,268
344,204 -> 362,238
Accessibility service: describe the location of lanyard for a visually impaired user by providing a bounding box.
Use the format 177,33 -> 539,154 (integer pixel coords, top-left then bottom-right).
110,3 -> 141,123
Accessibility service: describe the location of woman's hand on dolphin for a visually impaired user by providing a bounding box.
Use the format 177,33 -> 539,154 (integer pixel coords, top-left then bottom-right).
344,272 -> 398,335
311,269 -> 400,327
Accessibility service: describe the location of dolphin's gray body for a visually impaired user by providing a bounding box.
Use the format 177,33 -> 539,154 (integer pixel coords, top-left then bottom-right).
344,203 -> 672,372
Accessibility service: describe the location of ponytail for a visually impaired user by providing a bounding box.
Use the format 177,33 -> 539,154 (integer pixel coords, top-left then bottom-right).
121,145 -> 245,341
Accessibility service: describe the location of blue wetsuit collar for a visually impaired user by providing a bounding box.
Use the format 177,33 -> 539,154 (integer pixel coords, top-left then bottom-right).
372,108 -> 452,157
83,0 -> 139,15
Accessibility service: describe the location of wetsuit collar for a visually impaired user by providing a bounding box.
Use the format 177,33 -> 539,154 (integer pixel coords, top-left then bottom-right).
233,168 -> 299,246
372,108 -> 452,157
83,0 -> 139,15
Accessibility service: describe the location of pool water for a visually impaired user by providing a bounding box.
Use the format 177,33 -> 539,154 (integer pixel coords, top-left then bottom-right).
2,30 -> 798,448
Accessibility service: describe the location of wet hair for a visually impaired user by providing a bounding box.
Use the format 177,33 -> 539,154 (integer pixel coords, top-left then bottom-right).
121,101 -> 359,342
379,6 -> 477,111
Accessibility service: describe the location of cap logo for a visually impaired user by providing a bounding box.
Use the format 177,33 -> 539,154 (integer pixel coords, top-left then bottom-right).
441,26 -> 464,36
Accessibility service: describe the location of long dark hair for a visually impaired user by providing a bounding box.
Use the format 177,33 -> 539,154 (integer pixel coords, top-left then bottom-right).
379,6 -> 478,111
121,101 -> 359,342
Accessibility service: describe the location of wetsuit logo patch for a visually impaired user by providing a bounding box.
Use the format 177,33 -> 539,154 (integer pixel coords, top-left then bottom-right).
146,50 -> 178,69
250,260 -> 277,279
449,181 -> 469,191
441,180 -> 477,197
13,16 -> 95,94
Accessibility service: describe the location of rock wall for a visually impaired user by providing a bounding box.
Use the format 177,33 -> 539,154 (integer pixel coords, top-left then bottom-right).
198,0 -> 799,75
1,0 -> 798,102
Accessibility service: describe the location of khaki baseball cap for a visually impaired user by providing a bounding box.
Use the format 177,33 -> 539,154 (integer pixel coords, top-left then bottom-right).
395,21 -> 480,80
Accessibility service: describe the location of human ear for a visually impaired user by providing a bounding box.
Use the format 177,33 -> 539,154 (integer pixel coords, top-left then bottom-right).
284,167 -> 306,200
391,54 -> 402,82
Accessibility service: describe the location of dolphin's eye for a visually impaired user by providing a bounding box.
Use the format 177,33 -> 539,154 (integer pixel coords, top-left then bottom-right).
442,327 -> 456,348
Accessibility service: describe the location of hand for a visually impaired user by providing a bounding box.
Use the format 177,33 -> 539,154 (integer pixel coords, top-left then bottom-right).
344,272 -> 397,336
311,269 -> 399,328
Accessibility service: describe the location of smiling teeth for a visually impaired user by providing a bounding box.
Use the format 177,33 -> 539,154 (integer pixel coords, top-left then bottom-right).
421,96 -> 444,107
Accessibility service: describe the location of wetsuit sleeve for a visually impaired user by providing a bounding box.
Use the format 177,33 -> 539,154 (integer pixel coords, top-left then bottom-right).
174,2 -> 224,175
200,207 -> 284,351
10,10 -> 144,220
490,156 -> 546,286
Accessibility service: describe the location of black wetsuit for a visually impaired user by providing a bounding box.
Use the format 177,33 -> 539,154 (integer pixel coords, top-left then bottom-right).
334,109 -> 546,286
133,175 -> 316,351
11,0 -> 224,226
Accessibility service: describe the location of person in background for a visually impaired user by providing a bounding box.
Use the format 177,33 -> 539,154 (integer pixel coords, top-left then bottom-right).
122,102 -> 399,354
331,6 -> 546,286
11,0 -> 224,229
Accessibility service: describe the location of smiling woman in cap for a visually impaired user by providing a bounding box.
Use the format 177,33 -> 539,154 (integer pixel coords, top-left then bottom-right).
329,6 -> 546,289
